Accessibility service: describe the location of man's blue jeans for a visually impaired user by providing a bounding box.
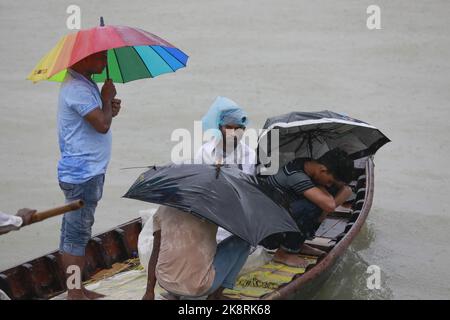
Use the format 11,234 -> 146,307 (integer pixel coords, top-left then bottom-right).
59,174 -> 105,256
205,235 -> 251,294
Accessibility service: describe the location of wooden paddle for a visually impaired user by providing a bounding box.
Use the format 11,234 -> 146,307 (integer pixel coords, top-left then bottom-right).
29,200 -> 84,224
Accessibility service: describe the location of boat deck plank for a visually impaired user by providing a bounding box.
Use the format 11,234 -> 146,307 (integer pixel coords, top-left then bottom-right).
315,218 -> 348,239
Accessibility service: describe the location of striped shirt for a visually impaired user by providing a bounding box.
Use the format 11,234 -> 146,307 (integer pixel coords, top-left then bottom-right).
266,158 -> 315,202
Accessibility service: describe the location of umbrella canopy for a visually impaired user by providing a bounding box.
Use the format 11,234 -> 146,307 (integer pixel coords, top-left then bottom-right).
27,21 -> 188,83
123,164 -> 299,246
258,110 -> 390,169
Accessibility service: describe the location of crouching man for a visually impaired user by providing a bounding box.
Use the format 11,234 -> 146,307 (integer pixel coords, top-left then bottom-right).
260,148 -> 354,267
142,205 -> 250,300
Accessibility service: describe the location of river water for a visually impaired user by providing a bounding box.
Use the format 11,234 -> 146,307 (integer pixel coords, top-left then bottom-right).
1,0 -> 449,299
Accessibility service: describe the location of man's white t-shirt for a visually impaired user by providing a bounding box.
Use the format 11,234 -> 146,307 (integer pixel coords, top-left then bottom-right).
195,139 -> 256,175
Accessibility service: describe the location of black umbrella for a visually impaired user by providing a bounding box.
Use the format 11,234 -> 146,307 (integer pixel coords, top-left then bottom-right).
258,110 -> 390,169
123,164 -> 299,246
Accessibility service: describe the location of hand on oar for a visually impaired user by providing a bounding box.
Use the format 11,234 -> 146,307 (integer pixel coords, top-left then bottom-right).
1,202 -> 83,236
15,208 -> 37,226
0,208 -> 35,235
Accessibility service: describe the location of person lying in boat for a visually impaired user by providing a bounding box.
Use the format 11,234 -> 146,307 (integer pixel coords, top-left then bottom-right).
0,209 -> 36,235
259,148 -> 354,267
195,96 -> 256,175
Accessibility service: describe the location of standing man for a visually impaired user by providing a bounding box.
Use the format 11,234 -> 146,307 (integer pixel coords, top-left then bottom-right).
57,51 -> 121,300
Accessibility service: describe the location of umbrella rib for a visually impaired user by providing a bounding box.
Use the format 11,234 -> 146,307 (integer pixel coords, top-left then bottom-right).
150,46 -> 175,72
333,123 -> 347,133
293,134 -> 308,154
113,48 -> 126,82
132,46 -> 154,78
279,130 -> 304,148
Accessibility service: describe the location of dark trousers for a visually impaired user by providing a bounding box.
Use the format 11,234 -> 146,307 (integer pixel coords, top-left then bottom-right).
260,199 -> 322,253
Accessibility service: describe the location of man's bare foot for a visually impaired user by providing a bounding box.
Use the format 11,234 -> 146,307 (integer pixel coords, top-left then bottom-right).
299,244 -> 326,257
82,287 -> 105,300
161,292 -> 180,300
67,289 -> 90,300
273,249 -> 309,268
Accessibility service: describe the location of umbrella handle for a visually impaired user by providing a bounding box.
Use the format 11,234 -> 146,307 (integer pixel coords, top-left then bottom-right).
215,163 -> 223,179
106,64 -> 110,80
100,16 -> 110,80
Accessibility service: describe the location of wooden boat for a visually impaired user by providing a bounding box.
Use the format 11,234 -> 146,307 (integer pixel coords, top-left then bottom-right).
0,157 -> 374,300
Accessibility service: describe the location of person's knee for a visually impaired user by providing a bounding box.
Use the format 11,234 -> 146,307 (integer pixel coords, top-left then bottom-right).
290,199 -> 322,221
62,209 -> 94,252
63,227 -> 91,250
81,205 -> 96,229
260,233 -> 283,250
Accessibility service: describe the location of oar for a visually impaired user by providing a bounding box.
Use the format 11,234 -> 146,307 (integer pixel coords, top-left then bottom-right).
29,200 -> 84,225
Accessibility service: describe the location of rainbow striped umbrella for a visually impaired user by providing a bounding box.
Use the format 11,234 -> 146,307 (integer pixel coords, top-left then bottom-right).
28,19 -> 188,83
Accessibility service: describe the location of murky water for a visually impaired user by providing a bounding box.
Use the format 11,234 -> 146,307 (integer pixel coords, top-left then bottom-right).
1,0 -> 449,299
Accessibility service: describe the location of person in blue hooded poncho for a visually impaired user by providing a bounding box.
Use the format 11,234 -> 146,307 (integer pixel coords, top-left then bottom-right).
195,96 -> 256,175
